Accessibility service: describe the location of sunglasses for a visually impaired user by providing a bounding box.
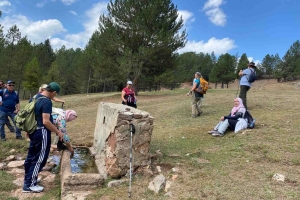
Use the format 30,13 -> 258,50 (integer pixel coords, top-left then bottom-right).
8,85 -> 15,87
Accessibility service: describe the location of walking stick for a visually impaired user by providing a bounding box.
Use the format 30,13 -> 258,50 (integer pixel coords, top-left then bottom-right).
128,123 -> 135,198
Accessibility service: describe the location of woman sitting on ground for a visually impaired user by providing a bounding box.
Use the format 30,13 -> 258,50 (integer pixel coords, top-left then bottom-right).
208,98 -> 247,137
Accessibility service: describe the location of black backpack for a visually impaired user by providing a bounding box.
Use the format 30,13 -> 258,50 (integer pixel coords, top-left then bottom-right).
246,69 -> 256,83
244,110 -> 255,129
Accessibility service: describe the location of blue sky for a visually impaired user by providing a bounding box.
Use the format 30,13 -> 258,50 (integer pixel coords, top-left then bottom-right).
1,0 -> 300,64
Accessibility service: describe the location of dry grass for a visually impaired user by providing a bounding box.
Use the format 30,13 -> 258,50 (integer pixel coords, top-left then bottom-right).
1,79 -> 300,199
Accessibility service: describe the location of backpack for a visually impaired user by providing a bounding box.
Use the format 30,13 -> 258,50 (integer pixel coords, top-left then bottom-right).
15,95 -> 46,134
244,110 -> 255,129
246,69 -> 256,83
195,77 -> 209,94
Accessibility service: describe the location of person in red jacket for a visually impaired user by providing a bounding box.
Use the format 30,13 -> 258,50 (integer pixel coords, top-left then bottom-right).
121,81 -> 137,108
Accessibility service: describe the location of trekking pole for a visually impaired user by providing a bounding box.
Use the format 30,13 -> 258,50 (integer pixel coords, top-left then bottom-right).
128,123 -> 135,198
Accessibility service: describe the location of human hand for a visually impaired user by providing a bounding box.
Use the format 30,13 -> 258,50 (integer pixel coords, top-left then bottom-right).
58,132 -> 64,141
14,109 -> 19,114
220,116 -> 224,121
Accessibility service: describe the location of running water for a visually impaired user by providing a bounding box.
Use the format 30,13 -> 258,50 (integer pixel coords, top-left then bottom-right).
70,148 -> 98,173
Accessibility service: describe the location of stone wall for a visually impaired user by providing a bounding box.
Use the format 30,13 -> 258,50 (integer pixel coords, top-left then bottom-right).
92,102 -> 154,178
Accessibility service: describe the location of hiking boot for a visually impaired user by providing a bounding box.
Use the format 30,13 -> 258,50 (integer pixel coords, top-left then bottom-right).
1,137 -> 6,141
10,129 -> 15,133
191,114 -> 197,118
16,136 -> 25,140
22,185 -> 44,193
212,132 -> 224,137
208,130 -> 217,134
198,111 -> 203,116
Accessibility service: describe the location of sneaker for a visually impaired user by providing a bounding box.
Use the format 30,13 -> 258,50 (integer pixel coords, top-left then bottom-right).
22,185 -> 44,193
208,130 -> 217,134
197,111 -> 203,116
212,132 -> 224,137
1,137 -> 6,141
16,136 -> 25,140
10,129 -> 15,133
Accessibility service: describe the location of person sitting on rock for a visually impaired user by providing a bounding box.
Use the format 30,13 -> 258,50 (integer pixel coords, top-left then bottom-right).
208,97 -> 247,137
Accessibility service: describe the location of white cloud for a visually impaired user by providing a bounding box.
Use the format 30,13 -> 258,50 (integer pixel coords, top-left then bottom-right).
63,1 -> 108,48
248,57 -> 260,65
36,1 -> 47,8
61,0 -> 77,5
203,0 -> 226,26
0,0 -> 12,13
0,14 -> 66,43
50,37 -> 79,50
69,10 -> 77,15
177,10 -> 195,31
178,37 -> 236,55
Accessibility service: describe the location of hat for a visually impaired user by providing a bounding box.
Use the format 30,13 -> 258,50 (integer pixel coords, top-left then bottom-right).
127,81 -> 133,85
195,72 -> 202,77
47,82 -> 61,94
65,110 -> 77,122
248,62 -> 256,68
7,80 -> 15,84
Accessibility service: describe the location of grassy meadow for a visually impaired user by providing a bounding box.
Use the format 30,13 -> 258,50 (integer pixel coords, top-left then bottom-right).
1,79 -> 300,200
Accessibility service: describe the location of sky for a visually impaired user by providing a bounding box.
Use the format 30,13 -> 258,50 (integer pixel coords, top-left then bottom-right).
1,0 -> 300,64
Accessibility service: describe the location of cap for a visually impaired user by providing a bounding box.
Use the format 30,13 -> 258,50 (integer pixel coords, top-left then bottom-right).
47,82 -> 61,94
7,80 -> 15,84
127,81 -> 133,85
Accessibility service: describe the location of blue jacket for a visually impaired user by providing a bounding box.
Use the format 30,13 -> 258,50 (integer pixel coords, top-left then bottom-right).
0,89 -> 19,113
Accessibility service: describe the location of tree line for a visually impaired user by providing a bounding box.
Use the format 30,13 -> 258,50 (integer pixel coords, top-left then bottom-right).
1,1 -> 300,99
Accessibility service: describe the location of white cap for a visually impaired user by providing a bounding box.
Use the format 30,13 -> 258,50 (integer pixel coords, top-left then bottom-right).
127,81 -> 133,85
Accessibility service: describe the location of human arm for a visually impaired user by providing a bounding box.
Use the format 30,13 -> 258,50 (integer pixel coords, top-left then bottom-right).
224,112 -> 244,120
14,103 -> 20,113
42,113 -> 64,141
52,97 -> 65,103
122,90 -> 126,102
186,81 -> 197,96
238,70 -> 244,76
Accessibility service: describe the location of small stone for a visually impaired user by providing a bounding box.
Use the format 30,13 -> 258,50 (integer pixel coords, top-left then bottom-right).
172,174 -> 178,180
156,166 -> 162,173
165,191 -> 173,197
9,149 -> 16,153
43,174 -> 56,183
272,173 -> 285,182
165,180 -> 172,192
5,155 -> 15,161
155,150 -> 163,156
107,179 -> 128,188
13,178 -> 24,187
7,160 -> 25,168
0,163 -> 6,170
172,167 -> 179,172
148,174 -> 166,194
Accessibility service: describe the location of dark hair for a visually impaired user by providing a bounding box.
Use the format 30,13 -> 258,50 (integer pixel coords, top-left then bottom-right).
44,86 -> 55,93
0,80 -> 4,84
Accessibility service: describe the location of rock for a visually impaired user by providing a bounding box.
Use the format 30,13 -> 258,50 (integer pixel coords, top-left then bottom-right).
8,168 -> 25,175
7,160 -> 25,168
107,179 -> 128,188
148,174 -> 166,193
156,166 -> 162,173
155,150 -> 163,156
272,173 -> 285,182
13,178 -> 24,187
9,149 -> 16,153
5,155 -> 16,161
165,180 -> 172,192
0,162 -> 6,170
165,191 -> 173,197
43,174 -> 56,183
172,174 -> 178,180
172,167 -> 179,172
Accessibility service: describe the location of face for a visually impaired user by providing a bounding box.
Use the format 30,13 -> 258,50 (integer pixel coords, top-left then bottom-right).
7,83 -> 15,91
234,98 -> 240,107
0,82 -> 3,88
49,91 -> 57,99
127,84 -> 132,88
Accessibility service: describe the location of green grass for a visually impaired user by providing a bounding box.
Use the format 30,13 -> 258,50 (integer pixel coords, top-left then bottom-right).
1,80 -> 300,199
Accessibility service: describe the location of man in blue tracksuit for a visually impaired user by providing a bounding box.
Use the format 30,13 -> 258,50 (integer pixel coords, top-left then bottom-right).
23,82 -> 64,193
0,80 -> 23,141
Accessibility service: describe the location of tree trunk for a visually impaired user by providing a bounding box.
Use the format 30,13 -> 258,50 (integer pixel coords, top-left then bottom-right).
86,68 -> 91,94
215,82 -> 217,89
133,77 -> 139,96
